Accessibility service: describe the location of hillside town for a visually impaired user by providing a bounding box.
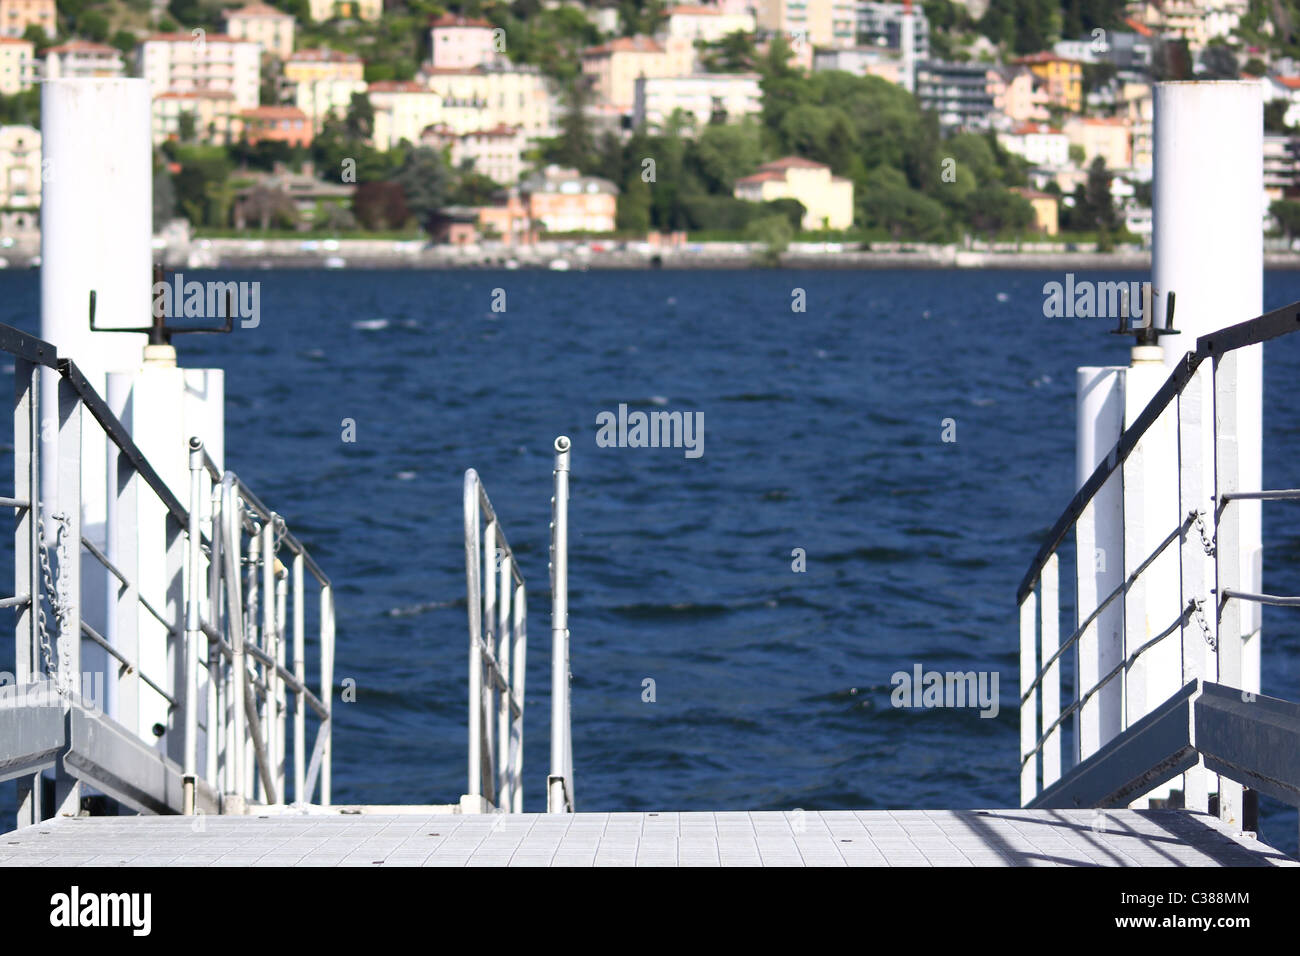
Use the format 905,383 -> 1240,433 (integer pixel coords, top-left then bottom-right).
2,0 -> 1300,261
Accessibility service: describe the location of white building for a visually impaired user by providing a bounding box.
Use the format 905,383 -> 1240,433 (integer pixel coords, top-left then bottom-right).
368,81 -> 444,150
632,73 -> 763,131
429,14 -> 499,69
659,5 -> 757,43
138,34 -> 263,110
0,35 -> 34,95
224,2 -> 296,60
42,40 -> 126,80
998,122 -> 1070,168
422,123 -> 525,185
0,124 -> 40,209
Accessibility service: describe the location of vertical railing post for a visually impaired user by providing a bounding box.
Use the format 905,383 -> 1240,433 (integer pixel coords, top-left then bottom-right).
222,479 -> 246,801
14,359 -> 41,827
549,435 -> 573,813
261,520 -> 277,803
275,560 -> 287,801
1041,554 -> 1061,788
292,553 -> 305,803
1019,588 -> 1038,806
511,584 -> 526,813
182,439 -> 204,812
497,549 -> 512,809
1213,351 -> 1244,828
319,583 -> 334,806
482,515 -> 497,806
464,471 -> 482,802
53,372 -> 82,817
1176,367 -> 1213,812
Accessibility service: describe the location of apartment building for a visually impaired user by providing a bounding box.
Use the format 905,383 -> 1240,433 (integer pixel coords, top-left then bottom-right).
42,40 -> 126,80
423,122 -> 525,185
1012,51 -> 1084,112
659,5 -> 757,43
240,105 -> 312,147
733,156 -> 854,230
987,65 -> 1049,126
520,165 -> 619,234
632,72 -> 762,131
224,2 -> 296,59
0,35 -> 33,94
915,60 -> 996,132
368,81 -> 444,150
0,0 -> 54,39
1063,116 -> 1132,171
151,90 -> 239,146
429,14 -> 499,69
855,2 -> 929,60
308,0 -> 382,22
756,0 -> 856,47
580,35 -> 694,113
997,122 -> 1070,167
139,34 -> 263,110
421,61 -> 555,139
0,124 -> 39,209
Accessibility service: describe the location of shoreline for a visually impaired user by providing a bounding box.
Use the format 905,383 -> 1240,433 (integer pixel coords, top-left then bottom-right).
7,238 -> 1300,271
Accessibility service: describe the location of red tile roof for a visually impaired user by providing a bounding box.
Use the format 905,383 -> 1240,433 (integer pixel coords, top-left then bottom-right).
224,2 -> 293,18
759,156 -> 829,171
582,36 -> 664,56
44,40 -> 119,55
430,14 -> 493,29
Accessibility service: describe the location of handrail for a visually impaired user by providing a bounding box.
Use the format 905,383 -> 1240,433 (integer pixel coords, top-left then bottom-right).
1018,299 -> 1300,604
2,322 -> 336,823
464,467 -> 526,812
1018,296 -> 1300,831
548,436 -> 574,813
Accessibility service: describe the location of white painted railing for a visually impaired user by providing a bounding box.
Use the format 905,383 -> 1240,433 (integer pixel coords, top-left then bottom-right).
1019,300 -> 1300,834
0,324 -> 334,825
463,468 -> 526,812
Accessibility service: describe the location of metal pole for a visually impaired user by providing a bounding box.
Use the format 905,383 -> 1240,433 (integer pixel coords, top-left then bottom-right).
182,438 -> 204,811
275,561 -> 286,801
14,360 -> 41,827
464,471 -> 482,801
293,554 -> 305,803
222,477 -> 246,800
497,551 -> 512,809
320,584 -> 334,806
511,585 -> 526,814
261,520 -> 276,803
549,435 -> 572,812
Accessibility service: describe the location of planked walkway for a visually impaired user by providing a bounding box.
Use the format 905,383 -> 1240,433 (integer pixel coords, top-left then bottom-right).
2,808 -> 1296,867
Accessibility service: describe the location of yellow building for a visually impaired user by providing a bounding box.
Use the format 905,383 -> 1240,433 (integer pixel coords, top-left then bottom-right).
1063,116 -> 1132,171
421,63 -> 555,140
580,36 -> 692,113
0,35 -> 33,95
1010,187 -> 1059,236
755,0 -> 855,48
224,2 -> 296,60
0,0 -> 54,39
308,0 -> 382,23
368,81 -> 444,150
285,48 -> 364,84
1012,52 -> 1083,113
734,156 -> 854,231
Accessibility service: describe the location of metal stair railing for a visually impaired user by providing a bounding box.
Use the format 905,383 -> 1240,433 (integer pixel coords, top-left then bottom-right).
464,467 -> 526,813
0,322 -> 335,827
1018,299 -> 1300,837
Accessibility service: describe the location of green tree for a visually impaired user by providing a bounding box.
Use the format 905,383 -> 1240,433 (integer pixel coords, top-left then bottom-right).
859,166 -> 950,240
391,147 -> 450,233
745,213 -> 792,265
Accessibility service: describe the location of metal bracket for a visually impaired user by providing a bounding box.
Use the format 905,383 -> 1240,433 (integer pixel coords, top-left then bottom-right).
88,264 -> 234,345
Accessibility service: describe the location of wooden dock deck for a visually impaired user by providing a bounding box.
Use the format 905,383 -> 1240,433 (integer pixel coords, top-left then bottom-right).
2,808 -> 1294,867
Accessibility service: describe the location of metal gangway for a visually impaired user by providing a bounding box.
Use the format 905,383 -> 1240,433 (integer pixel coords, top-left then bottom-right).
0,322 -> 335,824
1018,299 -> 1300,841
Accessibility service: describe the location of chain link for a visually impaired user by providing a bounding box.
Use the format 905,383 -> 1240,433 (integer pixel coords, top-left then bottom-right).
36,512 -> 72,696
1192,510 -> 1216,557
1192,597 -> 1216,651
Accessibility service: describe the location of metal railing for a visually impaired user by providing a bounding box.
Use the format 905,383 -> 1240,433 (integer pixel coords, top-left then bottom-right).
1018,300 -> 1300,831
0,322 -> 334,825
464,467 -> 526,812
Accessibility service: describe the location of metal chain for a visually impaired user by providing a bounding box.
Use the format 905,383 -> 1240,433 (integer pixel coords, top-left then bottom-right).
36,512 -> 72,696
1192,598 -> 1216,651
1192,510 -> 1216,557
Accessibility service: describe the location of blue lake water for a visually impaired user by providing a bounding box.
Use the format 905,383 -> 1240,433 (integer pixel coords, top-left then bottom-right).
1,267 -> 1298,856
